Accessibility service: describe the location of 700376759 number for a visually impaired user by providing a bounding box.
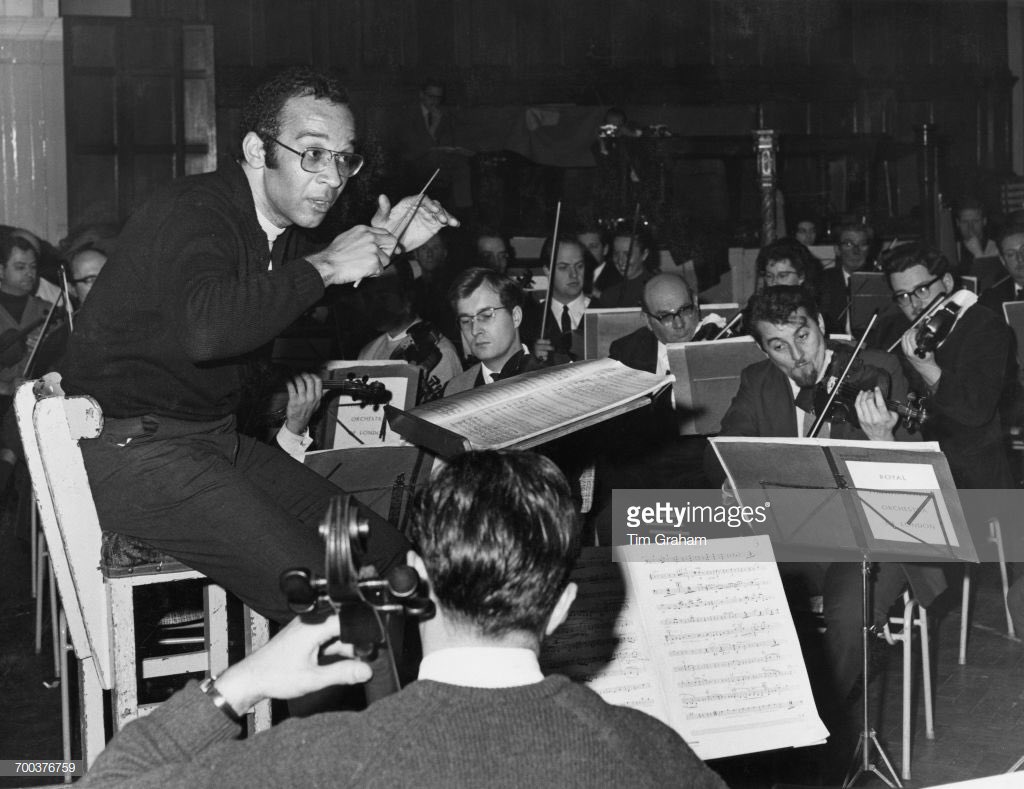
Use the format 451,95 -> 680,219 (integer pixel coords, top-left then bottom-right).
0,761 -> 82,776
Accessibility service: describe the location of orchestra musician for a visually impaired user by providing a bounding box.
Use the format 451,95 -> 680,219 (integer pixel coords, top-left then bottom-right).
591,274 -> 716,541
879,245 -> 1024,635
819,221 -> 875,335
444,268 -> 543,395
80,450 -> 727,789
704,286 -> 946,727
530,235 -> 595,365
877,245 -> 1017,491
58,66 -> 456,624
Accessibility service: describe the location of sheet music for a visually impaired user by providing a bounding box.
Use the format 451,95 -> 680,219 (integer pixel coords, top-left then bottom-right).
541,551 -> 670,723
541,538 -> 828,761
408,358 -> 671,449
622,536 -> 828,760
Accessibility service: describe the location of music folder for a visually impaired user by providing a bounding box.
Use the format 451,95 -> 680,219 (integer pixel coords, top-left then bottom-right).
386,358 -> 672,458
666,336 -> 765,435
708,436 -> 977,564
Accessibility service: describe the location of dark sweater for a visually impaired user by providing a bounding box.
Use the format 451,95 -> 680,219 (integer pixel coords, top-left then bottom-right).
61,163 -> 325,420
81,676 -> 727,789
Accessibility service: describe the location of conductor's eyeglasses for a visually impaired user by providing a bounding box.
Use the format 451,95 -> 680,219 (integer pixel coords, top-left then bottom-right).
272,139 -> 364,178
458,306 -> 508,330
645,303 -> 696,326
892,275 -> 942,305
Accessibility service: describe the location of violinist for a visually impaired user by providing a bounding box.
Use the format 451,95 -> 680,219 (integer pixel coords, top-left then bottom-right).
530,235 -> 595,365
591,274 -> 715,540
880,245 -> 1017,491
705,286 -> 946,741
357,274 -> 462,397
0,232 -> 50,499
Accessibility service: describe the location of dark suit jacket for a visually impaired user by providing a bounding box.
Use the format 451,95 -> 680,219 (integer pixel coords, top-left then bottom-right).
817,267 -> 850,334
608,326 -> 657,372
706,346 -> 944,606
605,327 -> 707,489
978,276 -> 1019,317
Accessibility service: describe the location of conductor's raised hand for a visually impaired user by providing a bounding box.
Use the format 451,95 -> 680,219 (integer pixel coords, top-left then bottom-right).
372,194 -> 459,254
211,615 -> 371,716
305,224 -> 396,287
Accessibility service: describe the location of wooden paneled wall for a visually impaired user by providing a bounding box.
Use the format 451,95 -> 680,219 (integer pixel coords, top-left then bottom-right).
59,0 -> 1011,233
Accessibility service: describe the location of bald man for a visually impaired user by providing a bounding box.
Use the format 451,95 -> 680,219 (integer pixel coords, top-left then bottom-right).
607,273 -> 700,373
592,274 -> 709,541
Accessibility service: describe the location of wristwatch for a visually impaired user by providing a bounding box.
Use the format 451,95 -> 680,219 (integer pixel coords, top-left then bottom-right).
199,676 -> 243,724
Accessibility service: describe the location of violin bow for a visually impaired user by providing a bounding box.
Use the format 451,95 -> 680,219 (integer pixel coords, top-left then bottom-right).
717,309 -> 745,339
538,201 -> 563,340
388,168 -> 441,263
807,311 -> 879,439
353,169 -> 441,290
885,291 -> 946,353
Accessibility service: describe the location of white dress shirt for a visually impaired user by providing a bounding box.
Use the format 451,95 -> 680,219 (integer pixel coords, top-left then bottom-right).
419,646 -> 544,688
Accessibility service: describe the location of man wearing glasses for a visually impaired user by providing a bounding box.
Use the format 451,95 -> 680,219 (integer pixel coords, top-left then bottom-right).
820,221 -> 875,333
589,274 -> 711,540
59,67 -> 455,625
884,244 -> 1024,636
444,268 -> 541,395
881,245 -> 1016,492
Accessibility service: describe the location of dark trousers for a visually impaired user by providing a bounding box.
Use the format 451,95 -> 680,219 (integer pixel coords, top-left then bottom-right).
81,413 -> 411,623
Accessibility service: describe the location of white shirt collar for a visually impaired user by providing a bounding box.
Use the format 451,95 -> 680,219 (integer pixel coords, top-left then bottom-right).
418,647 -> 544,688
255,207 -> 287,267
548,293 -> 590,330
481,344 -> 530,384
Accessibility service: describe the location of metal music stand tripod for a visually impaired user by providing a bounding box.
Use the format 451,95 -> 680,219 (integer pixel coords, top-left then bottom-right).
844,559 -> 900,788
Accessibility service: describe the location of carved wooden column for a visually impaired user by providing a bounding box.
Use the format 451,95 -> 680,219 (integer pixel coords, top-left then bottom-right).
916,123 -> 938,246
754,129 -> 778,246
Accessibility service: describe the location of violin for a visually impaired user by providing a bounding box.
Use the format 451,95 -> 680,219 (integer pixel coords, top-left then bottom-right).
262,374 -> 392,425
390,321 -> 446,404
805,343 -> 929,436
281,495 -> 434,700
913,290 -> 976,358
0,316 -> 46,367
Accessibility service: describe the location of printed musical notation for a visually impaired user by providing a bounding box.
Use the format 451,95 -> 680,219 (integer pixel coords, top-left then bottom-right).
540,537 -> 828,761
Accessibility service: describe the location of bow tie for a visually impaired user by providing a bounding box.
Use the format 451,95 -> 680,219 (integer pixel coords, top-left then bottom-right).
794,384 -> 818,414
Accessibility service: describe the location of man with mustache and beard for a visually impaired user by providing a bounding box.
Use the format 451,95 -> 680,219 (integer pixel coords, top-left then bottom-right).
59,66 -> 457,625
705,286 -> 945,761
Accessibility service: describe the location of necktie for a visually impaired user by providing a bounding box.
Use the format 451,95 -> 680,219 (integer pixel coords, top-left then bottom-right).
560,304 -> 571,334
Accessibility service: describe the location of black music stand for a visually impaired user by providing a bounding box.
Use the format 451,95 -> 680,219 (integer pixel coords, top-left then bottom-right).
709,436 -> 978,787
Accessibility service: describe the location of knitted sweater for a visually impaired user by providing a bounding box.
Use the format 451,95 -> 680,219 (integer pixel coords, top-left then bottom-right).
81,676 -> 727,789
61,163 -> 325,420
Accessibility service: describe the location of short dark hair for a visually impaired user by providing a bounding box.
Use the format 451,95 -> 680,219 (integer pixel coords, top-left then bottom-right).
755,238 -> 823,286
881,244 -> 954,286
956,196 -> 986,218
408,450 -> 580,638
241,66 -> 349,168
448,267 -> 525,311
834,221 -> 875,244
746,285 -> 822,347
0,234 -> 36,268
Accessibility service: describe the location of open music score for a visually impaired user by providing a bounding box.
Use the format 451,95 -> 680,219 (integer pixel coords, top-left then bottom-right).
540,536 -> 828,761
387,358 -> 671,457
